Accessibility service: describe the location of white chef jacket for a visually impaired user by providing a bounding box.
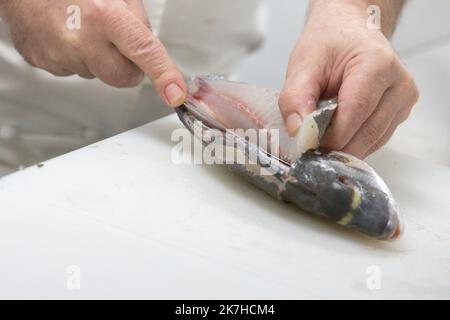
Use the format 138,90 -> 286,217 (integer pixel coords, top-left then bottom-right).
0,0 -> 266,173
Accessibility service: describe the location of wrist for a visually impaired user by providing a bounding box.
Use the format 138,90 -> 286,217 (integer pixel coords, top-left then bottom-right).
308,0 -> 405,39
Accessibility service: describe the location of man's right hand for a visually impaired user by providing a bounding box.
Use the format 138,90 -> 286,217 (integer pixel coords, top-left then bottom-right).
0,0 -> 187,107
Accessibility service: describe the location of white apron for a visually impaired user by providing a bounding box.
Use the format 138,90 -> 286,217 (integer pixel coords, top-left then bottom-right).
0,0 -> 266,173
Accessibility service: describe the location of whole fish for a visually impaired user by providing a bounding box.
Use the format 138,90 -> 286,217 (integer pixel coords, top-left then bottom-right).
176,76 -> 402,240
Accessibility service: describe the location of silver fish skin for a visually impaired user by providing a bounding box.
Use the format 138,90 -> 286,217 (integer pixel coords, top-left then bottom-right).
176,76 -> 403,241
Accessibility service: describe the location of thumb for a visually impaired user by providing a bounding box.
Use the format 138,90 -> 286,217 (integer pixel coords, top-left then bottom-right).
106,7 -> 187,107
279,60 -> 326,136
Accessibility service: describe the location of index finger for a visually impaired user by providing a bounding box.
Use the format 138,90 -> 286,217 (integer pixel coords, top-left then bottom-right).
104,7 -> 186,107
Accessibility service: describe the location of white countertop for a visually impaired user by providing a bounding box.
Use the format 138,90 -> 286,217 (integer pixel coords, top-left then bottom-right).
0,114 -> 449,299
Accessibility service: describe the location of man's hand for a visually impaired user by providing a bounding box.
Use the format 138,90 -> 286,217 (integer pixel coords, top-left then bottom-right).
0,0 -> 186,107
279,0 -> 419,158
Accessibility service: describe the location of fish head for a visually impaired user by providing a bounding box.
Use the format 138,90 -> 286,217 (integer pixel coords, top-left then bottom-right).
286,151 -> 403,240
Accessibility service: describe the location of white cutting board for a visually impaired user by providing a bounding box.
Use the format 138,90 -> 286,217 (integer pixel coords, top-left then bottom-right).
0,114 -> 449,299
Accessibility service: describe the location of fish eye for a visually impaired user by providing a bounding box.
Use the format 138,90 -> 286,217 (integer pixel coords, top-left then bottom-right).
338,176 -> 352,186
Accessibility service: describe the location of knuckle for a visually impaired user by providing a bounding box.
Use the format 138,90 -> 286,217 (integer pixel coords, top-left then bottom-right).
367,47 -> 399,77
43,51 -> 71,72
344,98 -> 371,124
12,37 -> 36,67
50,57 -> 67,70
397,112 -> 409,125
361,124 -> 381,146
149,61 -> 171,83
130,38 -> 167,79
105,76 -> 128,88
64,33 -> 84,52
376,48 -> 398,70
322,129 -> 347,151
367,141 -> 383,156
333,139 -> 348,151
395,70 -> 420,109
409,84 -> 420,106
74,65 -> 94,79
325,140 -> 347,151
404,72 -> 420,104
84,0 -> 110,21
78,72 -> 95,79
124,71 -> 144,87
21,52 -> 38,68
154,70 -> 180,86
28,55 -> 48,71
96,68 -> 120,87
132,36 -> 160,59
104,4 -> 134,35
126,34 -> 171,82
329,140 -> 347,151
103,76 -> 128,88
278,90 -> 297,110
52,69 -> 73,77
402,69 -> 414,82
106,11 -> 127,33
399,69 -> 414,86
397,107 -> 413,125
102,65 -> 143,88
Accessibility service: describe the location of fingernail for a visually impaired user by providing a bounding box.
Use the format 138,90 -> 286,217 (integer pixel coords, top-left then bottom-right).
286,112 -> 303,137
165,83 -> 186,107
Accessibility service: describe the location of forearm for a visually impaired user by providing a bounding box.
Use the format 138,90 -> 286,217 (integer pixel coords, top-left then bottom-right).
308,0 -> 406,38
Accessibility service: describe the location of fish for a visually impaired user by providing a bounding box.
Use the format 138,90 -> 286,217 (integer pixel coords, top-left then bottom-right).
176,75 -> 403,241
